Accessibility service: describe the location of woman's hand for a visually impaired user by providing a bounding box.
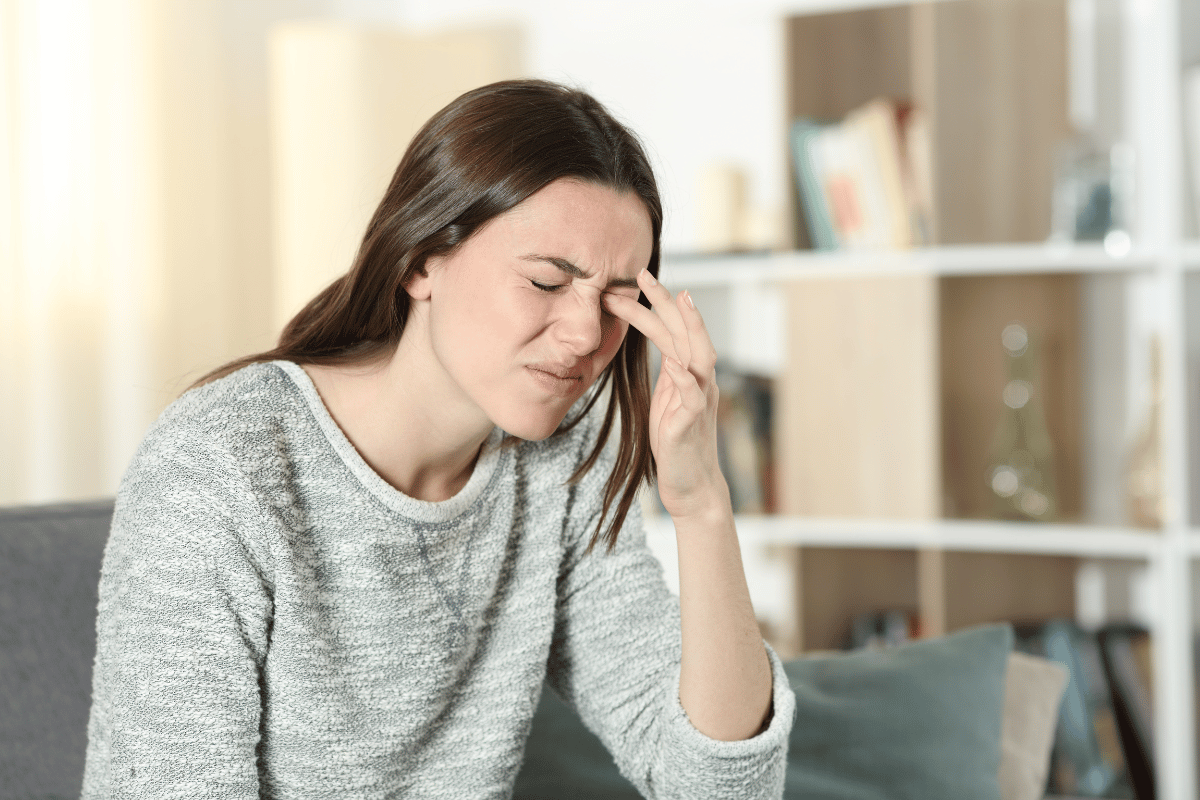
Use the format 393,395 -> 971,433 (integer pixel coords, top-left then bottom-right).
602,269 -> 729,522
605,270 -> 773,743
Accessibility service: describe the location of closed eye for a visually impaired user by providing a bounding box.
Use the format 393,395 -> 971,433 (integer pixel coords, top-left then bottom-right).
531,280 -> 566,293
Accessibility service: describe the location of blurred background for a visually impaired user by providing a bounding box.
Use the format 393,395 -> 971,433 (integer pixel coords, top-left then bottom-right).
5,0 -> 1200,795
0,0 -> 788,507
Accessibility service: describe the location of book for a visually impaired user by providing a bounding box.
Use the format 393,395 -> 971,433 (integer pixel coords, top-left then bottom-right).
790,119 -> 839,250
810,113 -> 893,249
1014,620 -> 1134,798
715,369 -> 776,514
843,98 -> 914,249
1097,624 -> 1155,800
898,103 -> 934,246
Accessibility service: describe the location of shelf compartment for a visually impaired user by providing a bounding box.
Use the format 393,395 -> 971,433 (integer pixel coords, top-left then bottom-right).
785,0 -> 1068,248
770,272 -> 1092,524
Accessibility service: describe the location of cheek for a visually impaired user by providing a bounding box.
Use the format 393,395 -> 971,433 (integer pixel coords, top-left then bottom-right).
464,286 -> 548,348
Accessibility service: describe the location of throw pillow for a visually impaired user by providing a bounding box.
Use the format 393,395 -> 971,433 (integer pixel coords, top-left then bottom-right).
1000,650 -> 1069,800
784,623 -> 1013,800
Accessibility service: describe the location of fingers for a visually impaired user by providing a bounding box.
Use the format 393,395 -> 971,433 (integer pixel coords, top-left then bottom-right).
676,290 -> 717,376
636,270 -> 691,367
603,270 -> 717,376
662,357 -> 706,415
604,292 -> 677,361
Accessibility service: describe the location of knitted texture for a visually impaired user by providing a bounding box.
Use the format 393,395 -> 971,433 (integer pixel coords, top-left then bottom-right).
82,361 -> 794,799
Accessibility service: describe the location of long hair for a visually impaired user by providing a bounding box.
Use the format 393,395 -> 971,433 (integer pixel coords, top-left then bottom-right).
195,79 -> 662,552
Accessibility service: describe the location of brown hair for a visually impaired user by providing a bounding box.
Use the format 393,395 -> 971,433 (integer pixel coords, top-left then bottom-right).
196,79 -> 661,551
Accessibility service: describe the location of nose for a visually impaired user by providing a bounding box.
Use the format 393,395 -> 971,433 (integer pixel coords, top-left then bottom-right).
554,290 -> 605,356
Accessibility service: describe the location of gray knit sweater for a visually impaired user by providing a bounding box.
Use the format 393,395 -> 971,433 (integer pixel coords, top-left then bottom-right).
82,361 -> 794,799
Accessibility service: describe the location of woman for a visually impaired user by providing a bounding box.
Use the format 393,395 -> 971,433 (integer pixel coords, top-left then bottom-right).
83,79 -> 794,799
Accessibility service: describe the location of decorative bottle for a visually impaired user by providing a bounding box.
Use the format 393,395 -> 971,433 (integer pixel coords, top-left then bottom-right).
986,323 -> 1059,522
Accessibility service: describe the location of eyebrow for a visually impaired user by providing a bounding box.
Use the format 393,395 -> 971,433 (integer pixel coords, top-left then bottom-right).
519,254 -> 642,289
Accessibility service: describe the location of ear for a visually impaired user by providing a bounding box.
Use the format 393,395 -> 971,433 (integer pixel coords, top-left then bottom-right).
404,258 -> 438,301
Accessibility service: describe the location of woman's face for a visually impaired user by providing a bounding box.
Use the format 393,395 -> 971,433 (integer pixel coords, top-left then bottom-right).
412,178 -> 654,441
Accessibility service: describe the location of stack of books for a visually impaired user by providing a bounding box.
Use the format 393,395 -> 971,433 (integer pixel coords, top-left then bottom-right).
790,97 -> 933,251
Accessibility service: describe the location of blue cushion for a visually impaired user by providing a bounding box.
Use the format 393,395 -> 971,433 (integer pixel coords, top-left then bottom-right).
784,623 -> 1013,800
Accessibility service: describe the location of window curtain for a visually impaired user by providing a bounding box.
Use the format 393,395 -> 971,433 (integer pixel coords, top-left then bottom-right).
1,0 -> 157,504
1,0 -> 521,506
1,0 -> 279,505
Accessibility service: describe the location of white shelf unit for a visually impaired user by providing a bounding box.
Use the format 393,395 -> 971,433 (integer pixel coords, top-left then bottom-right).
664,0 -> 1196,790
659,236 -> 1197,797
660,243 -> 1158,285
655,0 -> 1199,790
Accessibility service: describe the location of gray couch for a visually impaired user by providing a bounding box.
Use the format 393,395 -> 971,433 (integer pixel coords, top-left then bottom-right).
1,501 -> 1060,800
1,501 -> 113,799
0,500 -> 645,799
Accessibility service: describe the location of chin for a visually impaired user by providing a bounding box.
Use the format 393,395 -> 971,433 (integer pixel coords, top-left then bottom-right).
491,400 -> 576,442
499,414 -> 568,442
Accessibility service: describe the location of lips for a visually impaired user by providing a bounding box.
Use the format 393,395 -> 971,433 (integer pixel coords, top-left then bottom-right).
526,362 -> 586,397
527,361 -> 585,381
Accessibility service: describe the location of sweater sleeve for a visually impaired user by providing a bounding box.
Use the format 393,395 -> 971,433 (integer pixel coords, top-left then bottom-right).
545,427 -> 795,800
82,428 -> 273,800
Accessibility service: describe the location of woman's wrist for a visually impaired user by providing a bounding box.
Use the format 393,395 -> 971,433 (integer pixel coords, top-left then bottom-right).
663,476 -> 734,531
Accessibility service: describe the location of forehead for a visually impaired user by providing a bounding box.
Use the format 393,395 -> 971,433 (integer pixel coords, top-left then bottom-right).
494,179 -> 654,276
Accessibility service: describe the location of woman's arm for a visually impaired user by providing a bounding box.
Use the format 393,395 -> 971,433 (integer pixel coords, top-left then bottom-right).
602,270 -> 772,742
547,456 -> 791,800
84,435 -> 269,799
674,500 -> 773,740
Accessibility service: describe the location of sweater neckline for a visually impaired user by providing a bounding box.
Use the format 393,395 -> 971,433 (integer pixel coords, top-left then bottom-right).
271,360 -> 506,523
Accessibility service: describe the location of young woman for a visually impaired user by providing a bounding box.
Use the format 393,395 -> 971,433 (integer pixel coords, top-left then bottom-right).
83,79 -> 794,799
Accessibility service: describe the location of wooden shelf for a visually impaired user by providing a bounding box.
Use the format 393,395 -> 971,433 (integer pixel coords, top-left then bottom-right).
647,514 -> 1161,559
660,243 -> 1157,286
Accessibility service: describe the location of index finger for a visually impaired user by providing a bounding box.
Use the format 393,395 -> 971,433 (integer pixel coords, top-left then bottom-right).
635,269 -> 692,367
676,289 -> 717,376
602,291 -> 679,362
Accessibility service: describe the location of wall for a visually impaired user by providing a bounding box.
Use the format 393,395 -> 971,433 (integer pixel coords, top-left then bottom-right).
395,0 -> 789,254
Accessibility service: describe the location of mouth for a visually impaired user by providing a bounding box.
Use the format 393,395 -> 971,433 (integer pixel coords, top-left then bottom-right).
529,362 -> 584,380
526,364 -> 586,396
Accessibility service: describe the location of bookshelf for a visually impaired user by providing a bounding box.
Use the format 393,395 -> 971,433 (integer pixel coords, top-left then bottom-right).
647,0 -> 1197,796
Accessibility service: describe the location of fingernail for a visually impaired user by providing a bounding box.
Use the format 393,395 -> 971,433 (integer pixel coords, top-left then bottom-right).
683,290 -> 694,309
641,269 -> 656,285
